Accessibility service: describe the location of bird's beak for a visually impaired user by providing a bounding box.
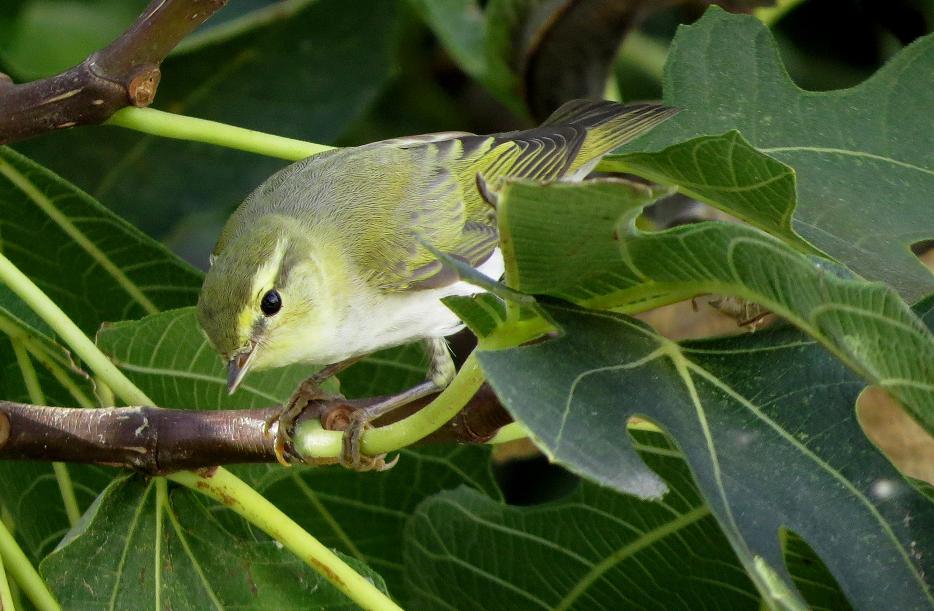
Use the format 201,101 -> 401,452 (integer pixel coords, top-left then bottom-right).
227,344 -> 257,395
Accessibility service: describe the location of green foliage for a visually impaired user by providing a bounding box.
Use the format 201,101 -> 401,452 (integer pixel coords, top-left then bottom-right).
613,7 -> 934,304
1,2 -> 932,610
40,475 -> 386,609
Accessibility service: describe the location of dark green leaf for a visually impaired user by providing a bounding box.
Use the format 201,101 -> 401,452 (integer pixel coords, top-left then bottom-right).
405,432 -> 760,610
617,220 -> 934,438
247,445 -> 500,596
614,8 -> 934,303
601,131 -> 807,251
476,301 -> 934,608
40,475 -> 385,608
0,148 -> 202,335
495,178 -> 934,437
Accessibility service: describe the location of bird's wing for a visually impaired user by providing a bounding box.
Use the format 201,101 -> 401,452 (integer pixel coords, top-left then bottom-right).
362,101 -> 677,292
364,139 -> 500,291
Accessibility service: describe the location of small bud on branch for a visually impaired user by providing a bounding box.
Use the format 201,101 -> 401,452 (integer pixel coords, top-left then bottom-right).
0,0 -> 228,144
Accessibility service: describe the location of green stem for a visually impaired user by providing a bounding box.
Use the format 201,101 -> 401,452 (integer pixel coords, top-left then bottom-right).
0,546 -> 14,611
28,349 -> 97,409
296,316 -> 552,459
168,468 -> 401,611
295,353 -> 486,459
0,521 -> 59,611
0,253 -> 152,406
106,108 -> 332,161
95,380 -> 115,408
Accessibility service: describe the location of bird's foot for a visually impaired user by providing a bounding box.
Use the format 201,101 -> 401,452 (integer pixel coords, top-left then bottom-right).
267,376 -> 339,466
336,410 -> 399,472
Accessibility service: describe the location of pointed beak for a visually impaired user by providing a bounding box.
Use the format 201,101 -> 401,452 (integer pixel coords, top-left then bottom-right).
227,345 -> 257,395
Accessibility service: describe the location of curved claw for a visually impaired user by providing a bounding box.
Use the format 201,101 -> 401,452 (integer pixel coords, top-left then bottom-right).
267,375 -> 340,467
339,412 -> 400,472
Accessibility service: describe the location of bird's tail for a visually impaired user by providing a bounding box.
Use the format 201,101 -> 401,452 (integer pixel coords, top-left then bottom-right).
486,100 -> 678,183
543,100 -> 678,175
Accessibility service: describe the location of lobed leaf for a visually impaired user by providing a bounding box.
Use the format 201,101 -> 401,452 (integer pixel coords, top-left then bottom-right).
613,8 -> 934,302
617,219 -> 934,438
473,300 -> 934,608
601,130 -> 807,251
496,178 -> 934,438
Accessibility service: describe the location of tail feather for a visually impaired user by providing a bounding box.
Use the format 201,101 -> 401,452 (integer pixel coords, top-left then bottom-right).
486,99 -> 678,183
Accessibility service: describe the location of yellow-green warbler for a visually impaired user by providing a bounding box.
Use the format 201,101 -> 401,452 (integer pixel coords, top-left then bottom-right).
197,99 -> 677,469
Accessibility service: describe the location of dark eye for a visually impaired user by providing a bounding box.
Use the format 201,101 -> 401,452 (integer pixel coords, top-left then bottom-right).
260,290 -> 282,316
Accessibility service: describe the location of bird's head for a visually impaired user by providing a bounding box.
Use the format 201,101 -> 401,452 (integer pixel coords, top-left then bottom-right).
197,215 -> 337,394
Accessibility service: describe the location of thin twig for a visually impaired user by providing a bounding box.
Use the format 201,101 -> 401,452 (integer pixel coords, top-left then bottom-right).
0,0 -> 228,144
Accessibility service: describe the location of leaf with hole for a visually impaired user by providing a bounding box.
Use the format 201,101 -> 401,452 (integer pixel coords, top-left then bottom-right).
472,299 -> 934,608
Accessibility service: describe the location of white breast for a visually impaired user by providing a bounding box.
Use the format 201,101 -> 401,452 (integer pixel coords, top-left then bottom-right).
322,248 -> 505,360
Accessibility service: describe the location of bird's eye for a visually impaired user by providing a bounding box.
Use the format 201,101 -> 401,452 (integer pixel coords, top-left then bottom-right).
260,290 -> 282,316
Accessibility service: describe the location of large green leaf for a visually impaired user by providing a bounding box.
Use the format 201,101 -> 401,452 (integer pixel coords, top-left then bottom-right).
471,300 -> 934,608
599,131 -> 806,251
0,147 -> 202,335
14,0 -> 401,242
253,445 -> 500,596
40,475 -> 385,609
618,220 -> 934,437
404,432 -> 762,610
496,179 -> 934,438
612,8 -> 934,303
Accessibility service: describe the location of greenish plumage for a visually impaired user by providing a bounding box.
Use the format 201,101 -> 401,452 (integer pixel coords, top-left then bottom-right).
197,100 -> 676,389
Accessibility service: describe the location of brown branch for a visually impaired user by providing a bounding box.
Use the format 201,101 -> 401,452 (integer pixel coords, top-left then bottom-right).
0,385 -> 512,475
0,0 -> 228,145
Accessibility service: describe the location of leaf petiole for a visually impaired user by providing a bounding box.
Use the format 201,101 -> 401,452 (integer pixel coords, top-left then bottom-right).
0,520 -> 59,611
106,107 -> 333,161
168,468 -> 402,611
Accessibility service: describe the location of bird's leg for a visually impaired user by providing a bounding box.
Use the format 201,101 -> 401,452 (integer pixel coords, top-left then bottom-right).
338,338 -> 456,471
271,357 -> 363,466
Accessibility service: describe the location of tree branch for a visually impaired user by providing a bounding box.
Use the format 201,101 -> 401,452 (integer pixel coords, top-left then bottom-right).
0,0 -> 228,145
0,385 -> 512,474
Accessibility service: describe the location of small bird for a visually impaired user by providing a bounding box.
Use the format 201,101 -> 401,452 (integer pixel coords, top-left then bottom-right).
197,99 -> 677,468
